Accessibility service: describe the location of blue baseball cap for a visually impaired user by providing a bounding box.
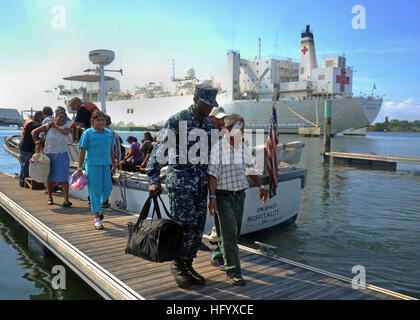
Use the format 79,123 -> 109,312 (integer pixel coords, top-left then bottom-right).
194,84 -> 218,107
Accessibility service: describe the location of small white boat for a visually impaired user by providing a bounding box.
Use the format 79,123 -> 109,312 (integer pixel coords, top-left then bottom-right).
4,135 -> 307,235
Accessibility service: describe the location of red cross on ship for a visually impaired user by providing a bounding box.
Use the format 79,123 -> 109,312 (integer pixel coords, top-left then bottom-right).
336,68 -> 350,92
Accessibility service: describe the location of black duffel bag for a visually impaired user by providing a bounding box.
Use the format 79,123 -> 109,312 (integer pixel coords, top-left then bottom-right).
125,195 -> 186,262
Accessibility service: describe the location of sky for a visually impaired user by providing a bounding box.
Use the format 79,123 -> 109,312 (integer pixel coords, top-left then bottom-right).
0,0 -> 419,122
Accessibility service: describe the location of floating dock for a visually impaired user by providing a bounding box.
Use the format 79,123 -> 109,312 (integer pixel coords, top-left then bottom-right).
0,173 -> 415,300
342,127 -> 368,136
325,151 -> 420,171
298,127 -> 321,137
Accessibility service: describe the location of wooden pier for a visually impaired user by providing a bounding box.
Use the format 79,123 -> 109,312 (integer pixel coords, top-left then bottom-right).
0,173 -> 415,300
325,152 -> 420,171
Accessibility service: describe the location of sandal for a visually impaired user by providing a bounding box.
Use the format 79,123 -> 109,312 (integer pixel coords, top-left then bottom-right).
47,199 -> 53,205
62,201 -> 72,207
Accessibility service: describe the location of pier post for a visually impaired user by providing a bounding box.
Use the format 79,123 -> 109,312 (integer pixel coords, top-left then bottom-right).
323,100 -> 332,162
28,233 -> 49,256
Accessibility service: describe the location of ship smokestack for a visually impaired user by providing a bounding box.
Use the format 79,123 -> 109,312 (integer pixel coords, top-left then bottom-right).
299,24 -> 318,81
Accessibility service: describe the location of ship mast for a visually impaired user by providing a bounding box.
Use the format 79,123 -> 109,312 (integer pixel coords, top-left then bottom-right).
88,50 -> 123,113
172,58 -> 175,80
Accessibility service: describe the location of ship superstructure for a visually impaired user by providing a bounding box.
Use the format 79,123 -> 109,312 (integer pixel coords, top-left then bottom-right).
226,25 -> 354,101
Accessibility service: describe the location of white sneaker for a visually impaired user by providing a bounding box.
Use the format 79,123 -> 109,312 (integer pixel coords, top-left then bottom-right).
94,219 -> 103,230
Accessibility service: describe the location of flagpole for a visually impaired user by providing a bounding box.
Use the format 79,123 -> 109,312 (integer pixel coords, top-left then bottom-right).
265,91 -> 279,198
371,83 -> 376,97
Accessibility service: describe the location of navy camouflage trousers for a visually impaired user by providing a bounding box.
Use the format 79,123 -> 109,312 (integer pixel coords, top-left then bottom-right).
168,184 -> 207,261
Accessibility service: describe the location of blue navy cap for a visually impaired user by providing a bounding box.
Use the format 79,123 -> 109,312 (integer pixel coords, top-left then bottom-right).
194,84 -> 218,107
42,106 -> 53,116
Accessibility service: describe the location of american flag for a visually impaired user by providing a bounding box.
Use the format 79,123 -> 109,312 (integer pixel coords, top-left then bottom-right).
265,102 -> 278,198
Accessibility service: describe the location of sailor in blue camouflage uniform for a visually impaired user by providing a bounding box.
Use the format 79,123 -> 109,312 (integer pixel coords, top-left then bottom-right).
146,83 -> 218,288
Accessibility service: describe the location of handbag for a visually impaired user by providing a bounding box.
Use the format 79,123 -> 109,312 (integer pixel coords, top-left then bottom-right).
29,151 -> 51,183
125,195 -> 186,262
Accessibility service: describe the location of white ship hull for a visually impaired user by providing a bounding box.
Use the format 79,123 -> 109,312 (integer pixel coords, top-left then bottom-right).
99,94 -> 381,134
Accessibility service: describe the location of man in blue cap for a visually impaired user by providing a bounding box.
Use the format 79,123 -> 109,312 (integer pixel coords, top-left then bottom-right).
42,106 -> 54,125
147,83 -> 218,288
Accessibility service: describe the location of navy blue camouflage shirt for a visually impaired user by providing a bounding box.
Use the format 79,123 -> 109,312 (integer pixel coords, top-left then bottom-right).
146,106 -> 214,190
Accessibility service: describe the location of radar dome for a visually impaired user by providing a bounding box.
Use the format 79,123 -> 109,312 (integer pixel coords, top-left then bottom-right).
89,49 -> 115,66
185,67 -> 195,79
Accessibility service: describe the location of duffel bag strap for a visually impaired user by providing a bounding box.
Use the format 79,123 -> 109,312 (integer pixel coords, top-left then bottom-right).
151,197 -> 162,219
134,196 -> 153,228
156,195 -> 177,221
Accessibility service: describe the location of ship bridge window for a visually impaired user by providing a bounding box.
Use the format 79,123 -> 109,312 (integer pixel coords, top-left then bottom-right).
127,108 -> 134,114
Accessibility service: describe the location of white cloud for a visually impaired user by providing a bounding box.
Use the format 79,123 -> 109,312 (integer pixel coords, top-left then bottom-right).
374,98 -> 420,122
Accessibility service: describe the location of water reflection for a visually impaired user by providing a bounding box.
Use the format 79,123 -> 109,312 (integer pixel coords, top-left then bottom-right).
321,162 -> 330,205
0,210 -> 101,300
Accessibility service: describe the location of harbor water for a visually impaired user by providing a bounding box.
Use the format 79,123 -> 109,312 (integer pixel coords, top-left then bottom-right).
0,128 -> 419,299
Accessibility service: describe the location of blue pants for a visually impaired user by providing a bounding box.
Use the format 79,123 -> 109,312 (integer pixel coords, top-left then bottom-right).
19,150 -> 33,186
86,165 -> 112,214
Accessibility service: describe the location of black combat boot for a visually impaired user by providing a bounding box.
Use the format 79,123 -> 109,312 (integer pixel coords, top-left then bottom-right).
171,260 -> 192,289
185,259 -> 206,285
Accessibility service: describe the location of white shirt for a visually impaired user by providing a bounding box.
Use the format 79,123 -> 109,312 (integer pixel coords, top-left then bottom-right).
43,122 -> 70,154
207,136 -> 257,191
42,116 -> 54,125
40,116 -> 54,138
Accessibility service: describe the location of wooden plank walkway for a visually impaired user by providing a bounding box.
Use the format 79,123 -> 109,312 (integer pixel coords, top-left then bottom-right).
0,173 -> 415,300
